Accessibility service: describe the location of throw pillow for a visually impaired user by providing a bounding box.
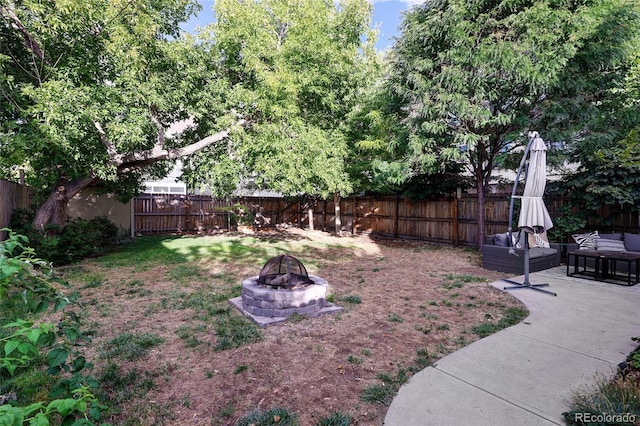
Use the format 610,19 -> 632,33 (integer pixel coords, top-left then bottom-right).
531,232 -> 550,248
624,233 -> 640,252
493,233 -> 509,247
572,231 -> 599,250
596,238 -> 626,252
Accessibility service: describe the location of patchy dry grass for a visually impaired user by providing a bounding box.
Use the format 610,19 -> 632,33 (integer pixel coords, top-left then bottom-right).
56,228 -> 525,425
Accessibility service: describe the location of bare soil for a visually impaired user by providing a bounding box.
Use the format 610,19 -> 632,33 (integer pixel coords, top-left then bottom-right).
59,228 -> 524,425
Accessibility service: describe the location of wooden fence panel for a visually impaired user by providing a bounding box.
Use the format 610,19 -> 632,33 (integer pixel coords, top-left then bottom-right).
397,198 -> 454,242
132,193 -> 640,246
134,194 -> 232,234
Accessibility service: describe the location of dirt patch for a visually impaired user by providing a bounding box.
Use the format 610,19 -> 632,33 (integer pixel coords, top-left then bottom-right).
59,229 -> 523,425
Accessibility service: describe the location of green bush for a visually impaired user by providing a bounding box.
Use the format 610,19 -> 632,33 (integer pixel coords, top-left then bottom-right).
10,209 -> 118,265
0,230 -> 103,424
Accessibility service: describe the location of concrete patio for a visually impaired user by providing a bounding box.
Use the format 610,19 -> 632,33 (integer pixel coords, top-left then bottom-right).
384,266 -> 640,426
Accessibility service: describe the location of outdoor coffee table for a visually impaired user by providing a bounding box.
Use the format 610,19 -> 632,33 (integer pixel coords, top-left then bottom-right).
567,250 -> 640,286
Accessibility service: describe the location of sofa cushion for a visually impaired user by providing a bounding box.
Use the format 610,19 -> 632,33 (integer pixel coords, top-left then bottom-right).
599,232 -> 623,241
624,233 -> 640,252
572,231 -> 599,250
596,238 -> 626,252
529,247 -> 558,259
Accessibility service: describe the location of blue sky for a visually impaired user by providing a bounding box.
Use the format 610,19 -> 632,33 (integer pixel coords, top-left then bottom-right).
181,0 -> 420,51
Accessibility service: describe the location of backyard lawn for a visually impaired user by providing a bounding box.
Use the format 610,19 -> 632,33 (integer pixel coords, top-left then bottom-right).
53,228 -> 525,425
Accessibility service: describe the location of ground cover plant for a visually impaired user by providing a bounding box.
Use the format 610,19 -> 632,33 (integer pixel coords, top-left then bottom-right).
48,228 -> 525,425
563,338 -> 640,426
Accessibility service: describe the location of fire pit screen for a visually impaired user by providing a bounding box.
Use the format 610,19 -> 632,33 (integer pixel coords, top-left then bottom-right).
257,254 -> 315,288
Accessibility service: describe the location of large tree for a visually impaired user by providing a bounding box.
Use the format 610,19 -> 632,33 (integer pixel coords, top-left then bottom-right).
386,0 -> 640,247
542,2 -> 640,225
182,0 -> 377,231
0,0 -> 243,231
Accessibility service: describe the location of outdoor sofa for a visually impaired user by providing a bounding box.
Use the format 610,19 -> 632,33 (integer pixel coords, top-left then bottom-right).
567,231 -> 640,274
482,231 -> 561,274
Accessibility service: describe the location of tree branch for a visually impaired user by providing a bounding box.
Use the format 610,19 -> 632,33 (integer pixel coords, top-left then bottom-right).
94,121 -> 122,164
117,120 -> 247,172
150,105 -> 166,151
0,5 -> 46,63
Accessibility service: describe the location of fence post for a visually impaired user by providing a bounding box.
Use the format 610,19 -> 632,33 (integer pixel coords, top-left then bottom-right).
352,195 -> 357,235
393,196 -> 399,238
185,194 -> 190,233
452,191 -> 460,246
323,199 -> 327,231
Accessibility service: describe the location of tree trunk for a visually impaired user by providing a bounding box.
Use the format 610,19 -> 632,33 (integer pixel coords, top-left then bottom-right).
334,192 -> 342,236
307,199 -> 315,231
32,177 -> 98,232
476,169 -> 486,250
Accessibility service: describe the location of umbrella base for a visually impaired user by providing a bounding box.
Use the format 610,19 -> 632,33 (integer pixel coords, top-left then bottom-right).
502,278 -> 557,296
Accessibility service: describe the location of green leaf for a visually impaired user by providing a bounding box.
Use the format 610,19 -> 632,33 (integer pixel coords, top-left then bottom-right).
47,348 -> 68,367
71,356 -> 86,372
4,340 -> 20,356
27,328 -> 42,345
0,264 -> 21,277
28,413 -> 50,426
63,327 -> 79,344
35,300 -> 50,314
17,342 -> 37,356
0,405 -> 24,426
69,419 -> 94,426
3,320 -> 33,329
6,362 -> 17,376
47,398 -> 76,417
16,402 -> 44,417
54,298 -> 68,312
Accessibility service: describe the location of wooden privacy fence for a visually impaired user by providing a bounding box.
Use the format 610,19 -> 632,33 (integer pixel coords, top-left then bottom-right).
134,193 -> 640,246
133,194 -> 305,235
2,183 -> 637,246
0,180 -> 32,241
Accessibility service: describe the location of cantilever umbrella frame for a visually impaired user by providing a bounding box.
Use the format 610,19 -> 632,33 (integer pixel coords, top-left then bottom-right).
503,132 -> 557,296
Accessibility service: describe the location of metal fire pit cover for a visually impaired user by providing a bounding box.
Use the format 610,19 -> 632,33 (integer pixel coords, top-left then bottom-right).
257,254 -> 315,288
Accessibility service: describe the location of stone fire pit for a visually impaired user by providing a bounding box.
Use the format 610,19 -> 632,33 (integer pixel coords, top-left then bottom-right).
229,254 -> 342,326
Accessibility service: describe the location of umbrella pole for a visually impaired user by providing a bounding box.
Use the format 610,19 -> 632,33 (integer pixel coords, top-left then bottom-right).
502,132 -> 556,296
503,237 -> 557,296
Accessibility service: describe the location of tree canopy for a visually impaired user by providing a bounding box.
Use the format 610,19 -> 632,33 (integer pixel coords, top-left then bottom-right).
182,0 -> 378,201
0,0 -> 251,229
382,0 -> 640,245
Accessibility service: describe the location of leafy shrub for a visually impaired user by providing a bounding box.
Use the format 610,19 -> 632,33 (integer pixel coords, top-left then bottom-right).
0,230 -> 103,424
10,209 -> 119,264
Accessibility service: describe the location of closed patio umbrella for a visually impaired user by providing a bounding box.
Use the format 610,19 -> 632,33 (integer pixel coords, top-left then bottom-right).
504,131 -> 556,296
518,133 -> 553,235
